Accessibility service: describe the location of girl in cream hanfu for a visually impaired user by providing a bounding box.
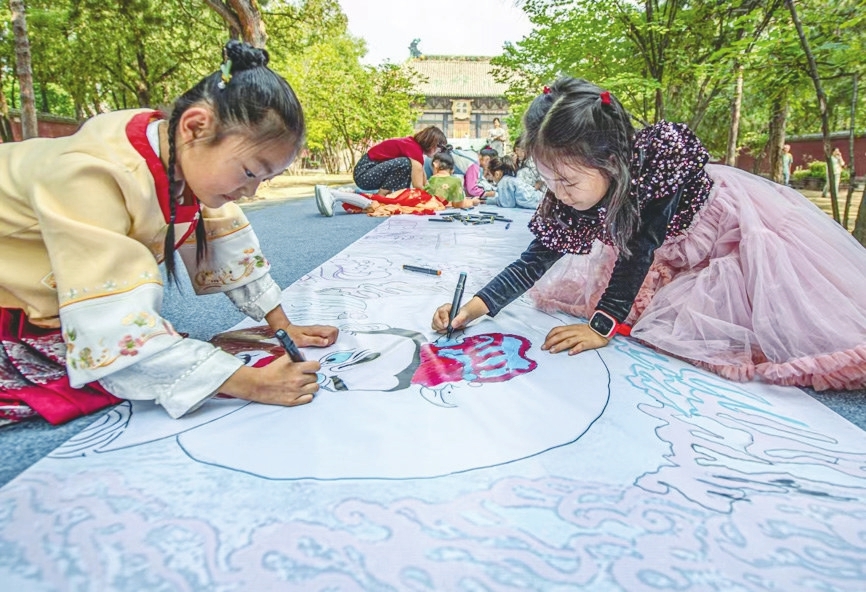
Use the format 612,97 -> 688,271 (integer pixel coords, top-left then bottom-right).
0,41 -> 337,425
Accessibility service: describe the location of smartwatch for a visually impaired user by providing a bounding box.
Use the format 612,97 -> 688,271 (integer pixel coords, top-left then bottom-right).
588,310 -> 631,339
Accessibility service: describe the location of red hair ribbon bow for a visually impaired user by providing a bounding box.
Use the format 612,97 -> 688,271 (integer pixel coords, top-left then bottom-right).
543,85 -> 551,95
600,91 -> 611,105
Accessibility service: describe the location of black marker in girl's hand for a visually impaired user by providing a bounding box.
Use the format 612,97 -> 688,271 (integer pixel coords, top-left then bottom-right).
446,272 -> 467,339
275,329 -> 306,362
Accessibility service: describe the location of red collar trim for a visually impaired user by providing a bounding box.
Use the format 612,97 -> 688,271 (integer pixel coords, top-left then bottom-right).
125,111 -> 200,226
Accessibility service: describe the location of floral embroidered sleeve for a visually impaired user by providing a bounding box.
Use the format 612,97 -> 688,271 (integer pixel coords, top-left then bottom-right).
32,154 -> 242,418
178,203 -> 281,321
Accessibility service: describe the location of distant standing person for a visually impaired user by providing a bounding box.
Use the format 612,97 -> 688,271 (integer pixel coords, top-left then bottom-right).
822,147 -> 845,198
781,144 -> 793,186
353,126 -> 448,196
487,117 -> 507,155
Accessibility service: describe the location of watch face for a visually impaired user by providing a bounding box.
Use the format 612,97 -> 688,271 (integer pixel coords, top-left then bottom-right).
590,311 -> 615,337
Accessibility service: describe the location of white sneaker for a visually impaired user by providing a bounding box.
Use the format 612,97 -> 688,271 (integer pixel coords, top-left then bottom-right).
315,185 -> 335,217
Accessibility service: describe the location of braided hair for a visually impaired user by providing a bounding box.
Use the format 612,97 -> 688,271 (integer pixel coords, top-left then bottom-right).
523,77 -> 638,256
162,40 -> 305,283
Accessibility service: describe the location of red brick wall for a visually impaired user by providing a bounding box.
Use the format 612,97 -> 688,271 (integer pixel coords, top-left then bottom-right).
736,135 -> 866,176
3,113 -> 80,142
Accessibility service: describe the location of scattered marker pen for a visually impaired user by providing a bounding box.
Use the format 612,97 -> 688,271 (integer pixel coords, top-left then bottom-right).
274,329 -> 306,362
403,264 -> 442,276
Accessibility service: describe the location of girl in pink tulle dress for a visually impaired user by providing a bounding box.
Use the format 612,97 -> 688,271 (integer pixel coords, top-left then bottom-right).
433,77 -> 866,391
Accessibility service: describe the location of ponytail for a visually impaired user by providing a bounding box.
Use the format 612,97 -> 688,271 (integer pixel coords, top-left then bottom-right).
161,39 -> 306,284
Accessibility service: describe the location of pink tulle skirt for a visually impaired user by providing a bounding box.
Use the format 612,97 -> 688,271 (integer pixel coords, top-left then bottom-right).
529,164 -> 866,391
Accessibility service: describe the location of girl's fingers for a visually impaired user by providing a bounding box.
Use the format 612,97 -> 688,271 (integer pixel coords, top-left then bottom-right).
432,304 -> 452,331
287,393 -> 314,406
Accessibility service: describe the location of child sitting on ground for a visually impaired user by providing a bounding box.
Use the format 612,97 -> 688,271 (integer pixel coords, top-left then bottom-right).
425,151 -> 480,209
464,146 -> 498,201
483,155 -> 544,209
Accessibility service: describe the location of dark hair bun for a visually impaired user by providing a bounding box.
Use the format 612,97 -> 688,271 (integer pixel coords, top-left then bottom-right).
224,39 -> 269,71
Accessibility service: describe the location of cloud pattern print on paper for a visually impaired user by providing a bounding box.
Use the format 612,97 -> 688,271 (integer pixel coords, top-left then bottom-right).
21,212 -> 866,591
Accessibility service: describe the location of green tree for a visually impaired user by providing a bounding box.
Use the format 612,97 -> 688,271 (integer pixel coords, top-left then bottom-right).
1,0 -> 421,175
4,0 -> 224,116
497,0 -> 866,241
494,1 -> 776,150
283,33 -> 419,173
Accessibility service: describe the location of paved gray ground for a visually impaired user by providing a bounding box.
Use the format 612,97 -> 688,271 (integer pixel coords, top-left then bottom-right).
1,195 -> 864,487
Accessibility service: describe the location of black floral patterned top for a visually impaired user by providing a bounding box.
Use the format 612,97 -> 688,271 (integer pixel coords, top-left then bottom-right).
476,121 -> 714,322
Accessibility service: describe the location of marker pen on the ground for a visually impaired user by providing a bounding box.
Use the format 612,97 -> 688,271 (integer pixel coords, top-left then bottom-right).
446,272 -> 467,339
275,329 -> 306,362
403,264 -> 442,276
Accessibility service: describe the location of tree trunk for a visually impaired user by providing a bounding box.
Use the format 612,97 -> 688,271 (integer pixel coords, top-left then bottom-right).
725,62 -> 744,167
786,0 -> 839,223
135,48 -> 151,107
203,0 -> 267,47
10,0 -> 38,139
854,182 -> 866,245
767,93 -> 787,184
843,73 -> 858,230
0,67 -> 13,143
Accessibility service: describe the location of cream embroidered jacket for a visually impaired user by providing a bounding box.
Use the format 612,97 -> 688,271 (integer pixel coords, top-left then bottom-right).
0,109 -> 282,418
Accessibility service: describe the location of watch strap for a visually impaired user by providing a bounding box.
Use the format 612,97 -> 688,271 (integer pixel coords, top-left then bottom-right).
589,310 -> 632,339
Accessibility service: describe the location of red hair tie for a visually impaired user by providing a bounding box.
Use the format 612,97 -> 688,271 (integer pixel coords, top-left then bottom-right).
600,91 -> 611,105
543,86 -> 551,95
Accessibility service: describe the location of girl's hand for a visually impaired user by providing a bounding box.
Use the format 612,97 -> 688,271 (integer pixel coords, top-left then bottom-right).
220,355 -> 321,407
542,323 -> 610,355
287,324 -> 339,348
265,306 -> 337,348
432,296 -> 489,333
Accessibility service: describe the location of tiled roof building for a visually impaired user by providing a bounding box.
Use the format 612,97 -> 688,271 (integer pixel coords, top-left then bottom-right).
407,56 -> 509,147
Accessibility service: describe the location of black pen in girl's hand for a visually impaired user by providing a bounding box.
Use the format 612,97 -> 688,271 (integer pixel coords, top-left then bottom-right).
446,272 -> 467,339
275,329 -> 306,362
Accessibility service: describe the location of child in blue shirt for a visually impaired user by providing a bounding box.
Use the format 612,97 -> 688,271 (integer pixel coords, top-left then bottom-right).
483,156 -> 543,209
